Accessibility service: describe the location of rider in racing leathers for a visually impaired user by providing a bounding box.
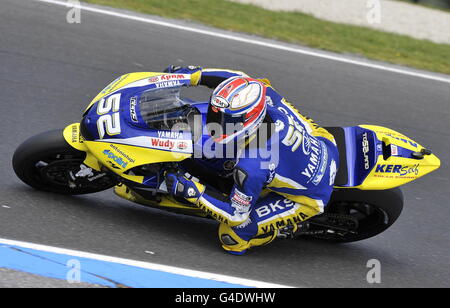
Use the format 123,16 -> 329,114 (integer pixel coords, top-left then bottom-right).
165,66 -> 339,255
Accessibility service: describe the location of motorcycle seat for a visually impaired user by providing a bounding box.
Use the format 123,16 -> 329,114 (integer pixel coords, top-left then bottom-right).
324,127 -> 348,186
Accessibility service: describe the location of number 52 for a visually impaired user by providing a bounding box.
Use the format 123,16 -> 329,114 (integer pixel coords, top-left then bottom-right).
97,94 -> 121,139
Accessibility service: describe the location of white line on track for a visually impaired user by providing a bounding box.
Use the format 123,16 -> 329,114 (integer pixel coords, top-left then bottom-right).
0,238 -> 292,288
33,0 -> 450,84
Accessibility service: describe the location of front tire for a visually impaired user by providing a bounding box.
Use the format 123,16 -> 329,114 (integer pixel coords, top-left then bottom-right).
13,130 -> 116,195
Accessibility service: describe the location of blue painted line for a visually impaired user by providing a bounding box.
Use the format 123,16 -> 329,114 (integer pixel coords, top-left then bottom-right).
0,244 -> 248,288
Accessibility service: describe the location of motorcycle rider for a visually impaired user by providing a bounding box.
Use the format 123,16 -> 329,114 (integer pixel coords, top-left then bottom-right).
165,66 -> 339,255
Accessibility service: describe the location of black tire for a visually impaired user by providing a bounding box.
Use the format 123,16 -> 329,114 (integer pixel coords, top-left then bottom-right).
312,188 -> 404,243
12,130 -> 116,195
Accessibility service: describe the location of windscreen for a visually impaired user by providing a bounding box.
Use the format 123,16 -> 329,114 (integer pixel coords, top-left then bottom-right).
139,88 -> 191,131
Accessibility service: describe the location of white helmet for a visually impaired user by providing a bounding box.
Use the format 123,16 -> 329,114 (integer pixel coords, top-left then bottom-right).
206,77 -> 267,144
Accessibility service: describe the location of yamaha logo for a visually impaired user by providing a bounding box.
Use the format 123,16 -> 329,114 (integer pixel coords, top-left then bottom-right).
187,187 -> 197,197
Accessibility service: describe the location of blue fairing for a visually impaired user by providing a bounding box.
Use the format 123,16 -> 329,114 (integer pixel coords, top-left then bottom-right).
342,126 -> 378,187
82,80 -> 195,142
81,82 -> 235,187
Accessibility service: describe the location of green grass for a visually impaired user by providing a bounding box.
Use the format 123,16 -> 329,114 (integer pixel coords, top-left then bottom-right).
83,0 -> 450,75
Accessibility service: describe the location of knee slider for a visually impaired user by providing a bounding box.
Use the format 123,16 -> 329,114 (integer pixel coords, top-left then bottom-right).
220,234 -> 239,246
219,224 -> 245,247
218,223 -> 248,251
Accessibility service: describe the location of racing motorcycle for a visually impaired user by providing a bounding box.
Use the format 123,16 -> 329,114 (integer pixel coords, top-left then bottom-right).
12,72 -> 441,243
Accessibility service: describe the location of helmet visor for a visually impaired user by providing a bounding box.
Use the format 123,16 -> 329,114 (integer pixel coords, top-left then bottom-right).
206,104 -> 245,143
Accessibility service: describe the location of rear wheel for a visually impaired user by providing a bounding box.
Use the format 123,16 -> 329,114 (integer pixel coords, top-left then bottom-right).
302,188 -> 403,242
13,130 -> 117,195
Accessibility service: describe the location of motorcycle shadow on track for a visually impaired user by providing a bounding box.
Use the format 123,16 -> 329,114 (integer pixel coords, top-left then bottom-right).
3,185 -> 401,267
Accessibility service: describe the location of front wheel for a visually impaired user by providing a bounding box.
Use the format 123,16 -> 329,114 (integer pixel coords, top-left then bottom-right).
302,188 -> 403,243
12,130 -> 117,195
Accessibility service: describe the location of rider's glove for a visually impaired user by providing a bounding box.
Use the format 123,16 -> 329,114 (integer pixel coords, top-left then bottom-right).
163,65 -> 202,86
165,172 -> 205,203
164,65 -> 201,74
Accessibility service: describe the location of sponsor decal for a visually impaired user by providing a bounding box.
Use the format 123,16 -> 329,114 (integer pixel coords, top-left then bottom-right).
71,125 -> 84,144
71,125 -> 79,143
256,199 -> 295,218
103,150 -> 128,169
391,144 -> 398,156
130,97 -> 138,123
157,131 -> 183,139
101,75 -> 128,94
149,137 -> 191,152
385,133 -> 418,148
266,163 -> 276,184
160,74 -> 186,81
154,80 -> 183,89
232,189 -> 252,206
375,164 -> 419,176
150,138 -> 176,150
256,199 -> 311,233
148,74 -> 186,84
362,132 -> 370,170
301,138 -> 325,184
211,97 -> 230,108
187,187 -> 197,198
311,142 -> 328,186
231,189 -> 253,213
177,142 -> 188,150
261,213 -> 309,234
109,144 -> 135,163
197,200 -> 229,225
302,134 -> 312,155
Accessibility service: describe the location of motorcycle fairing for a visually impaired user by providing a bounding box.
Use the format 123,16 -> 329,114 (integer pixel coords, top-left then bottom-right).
336,125 -> 440,190
84,72 -> 194,113
65,73 -> 198,185
63,123 -> 100,170
114,184 -> 207,217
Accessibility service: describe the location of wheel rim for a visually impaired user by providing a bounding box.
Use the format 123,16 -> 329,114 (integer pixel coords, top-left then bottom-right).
304,201 -> 390,241
331,201 -> 390,238
29,152 -> 116,193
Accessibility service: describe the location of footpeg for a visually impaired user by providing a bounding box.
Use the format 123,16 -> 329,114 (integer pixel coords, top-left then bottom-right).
277,225 -> 297,239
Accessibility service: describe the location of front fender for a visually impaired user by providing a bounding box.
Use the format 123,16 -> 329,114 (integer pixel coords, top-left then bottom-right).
63,123 -> 101,171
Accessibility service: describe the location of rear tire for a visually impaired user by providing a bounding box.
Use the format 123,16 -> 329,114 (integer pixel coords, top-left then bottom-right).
13,130 -> 116,195
310,188 -> 403,243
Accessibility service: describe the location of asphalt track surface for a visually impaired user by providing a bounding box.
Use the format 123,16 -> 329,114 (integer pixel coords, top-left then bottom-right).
0,0 -> 449,288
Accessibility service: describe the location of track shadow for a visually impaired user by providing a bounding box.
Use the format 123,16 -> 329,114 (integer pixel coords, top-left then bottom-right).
1,184 -> 407,287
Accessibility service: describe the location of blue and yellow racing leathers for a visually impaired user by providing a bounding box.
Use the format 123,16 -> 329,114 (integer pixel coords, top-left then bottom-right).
185,68 -> 339,253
